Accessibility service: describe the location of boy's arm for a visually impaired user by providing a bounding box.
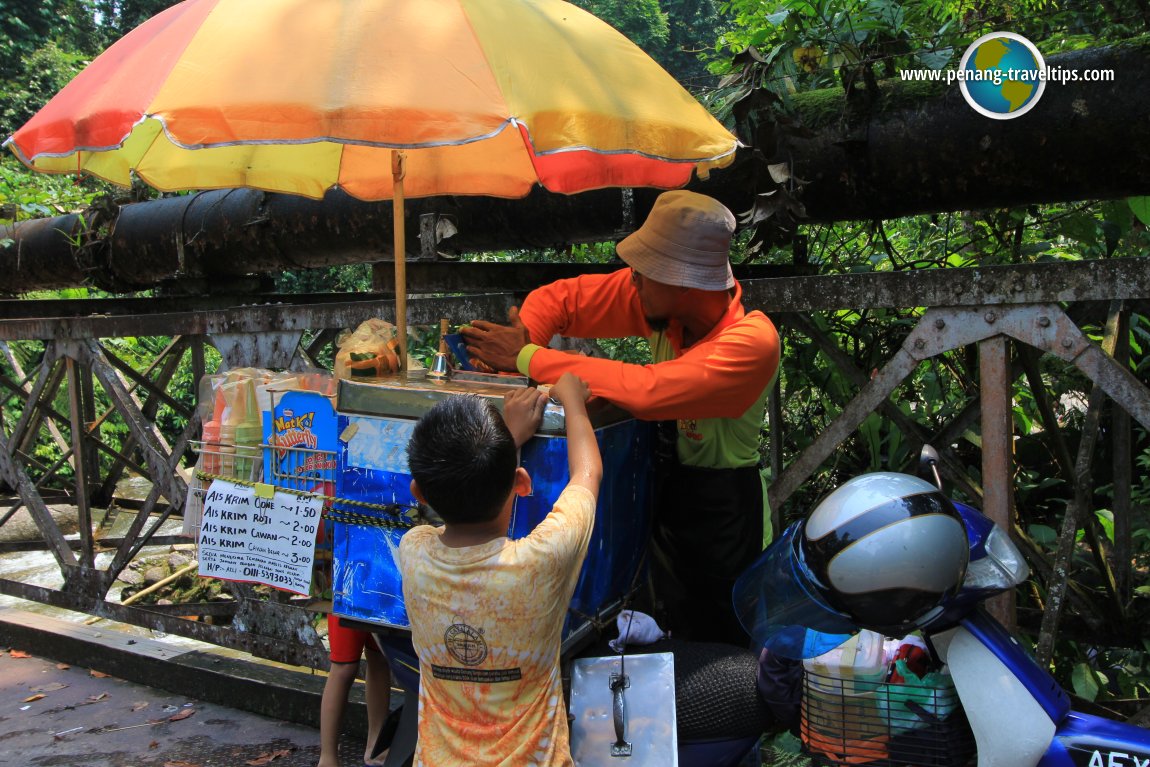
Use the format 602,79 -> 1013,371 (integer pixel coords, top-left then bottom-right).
550,373 -> 602,496
502,386 -> 549,448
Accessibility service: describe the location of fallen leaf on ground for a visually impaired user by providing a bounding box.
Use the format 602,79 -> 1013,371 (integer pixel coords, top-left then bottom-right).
89,670 -> 110,678
245,748 -> 295,766
88,692 -> 109,702
132,701 -> 150,711
23,694 -> 45,702
163,761 -> 200,767
56,663 -> 70,670
9,650 -> 30,658
149,741 -> 159,749
168,708 -> 195,722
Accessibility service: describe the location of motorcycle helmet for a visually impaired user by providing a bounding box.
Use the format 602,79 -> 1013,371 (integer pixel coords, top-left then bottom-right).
734,472 -> 969,658
802,472 -> 970,634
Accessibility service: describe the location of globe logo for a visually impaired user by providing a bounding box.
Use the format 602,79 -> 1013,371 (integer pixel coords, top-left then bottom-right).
959,32 -> 1046,119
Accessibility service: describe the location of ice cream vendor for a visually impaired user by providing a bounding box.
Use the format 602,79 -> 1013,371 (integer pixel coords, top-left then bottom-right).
462,190 -> 782,646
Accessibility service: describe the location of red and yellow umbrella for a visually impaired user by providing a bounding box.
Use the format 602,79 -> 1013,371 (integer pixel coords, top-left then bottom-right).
5,0 -> 739,357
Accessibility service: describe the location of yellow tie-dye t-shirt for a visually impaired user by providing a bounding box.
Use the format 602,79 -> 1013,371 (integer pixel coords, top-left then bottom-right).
398,484 -> 597,767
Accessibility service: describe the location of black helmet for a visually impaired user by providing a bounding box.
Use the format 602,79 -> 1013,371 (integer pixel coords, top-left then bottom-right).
801,472 -> 969,634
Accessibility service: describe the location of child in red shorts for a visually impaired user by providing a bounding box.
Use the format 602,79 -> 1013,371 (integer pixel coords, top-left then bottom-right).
318,614 -> 392,767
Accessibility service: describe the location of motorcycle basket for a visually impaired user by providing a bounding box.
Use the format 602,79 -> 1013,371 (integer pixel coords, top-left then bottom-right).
799,666 -> 975,767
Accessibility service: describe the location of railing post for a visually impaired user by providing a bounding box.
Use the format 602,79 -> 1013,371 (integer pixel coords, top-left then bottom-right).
980,332 -> 1016,629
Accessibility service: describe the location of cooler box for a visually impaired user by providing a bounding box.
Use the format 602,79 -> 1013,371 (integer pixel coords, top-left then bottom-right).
329,375 -> 653,649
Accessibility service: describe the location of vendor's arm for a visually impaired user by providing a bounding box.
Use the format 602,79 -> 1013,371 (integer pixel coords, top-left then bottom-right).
462,270 -> 647,371
518,270 -> 650,344
525,314 -> 781,421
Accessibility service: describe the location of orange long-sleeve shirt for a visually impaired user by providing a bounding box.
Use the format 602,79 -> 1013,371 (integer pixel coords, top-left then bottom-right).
516,268 -> 779,469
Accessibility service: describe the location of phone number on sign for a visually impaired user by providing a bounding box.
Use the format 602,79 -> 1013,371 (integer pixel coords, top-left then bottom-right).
243,566 -> 295,587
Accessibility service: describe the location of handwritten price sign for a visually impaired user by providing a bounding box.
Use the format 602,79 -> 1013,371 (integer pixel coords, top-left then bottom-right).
197,480 -> 323,595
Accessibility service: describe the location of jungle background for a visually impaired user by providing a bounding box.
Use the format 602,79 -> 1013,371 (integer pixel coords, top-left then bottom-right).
3,0 -> 1150,734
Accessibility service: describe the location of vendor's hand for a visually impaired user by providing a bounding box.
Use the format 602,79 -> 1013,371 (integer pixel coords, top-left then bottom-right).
550,372 -> 591,409
461,306 -> 531,373
503,386 -> 549,448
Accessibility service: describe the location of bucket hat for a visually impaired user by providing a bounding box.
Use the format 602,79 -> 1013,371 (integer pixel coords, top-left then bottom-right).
616,190 -> 736,291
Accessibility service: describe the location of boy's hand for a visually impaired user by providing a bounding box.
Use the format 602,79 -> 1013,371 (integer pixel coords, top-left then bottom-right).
550,372 -> 591,408
503,386 -> 549,448
551,373 -> 601,494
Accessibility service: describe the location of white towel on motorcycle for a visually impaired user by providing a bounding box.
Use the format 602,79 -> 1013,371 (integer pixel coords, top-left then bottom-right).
609,610 -> 669,652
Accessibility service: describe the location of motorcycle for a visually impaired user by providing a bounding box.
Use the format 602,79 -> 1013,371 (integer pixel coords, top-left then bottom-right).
733,448 -> 1150,767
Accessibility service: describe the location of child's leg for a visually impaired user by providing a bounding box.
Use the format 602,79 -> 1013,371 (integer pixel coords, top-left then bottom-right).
318,660 -> 359,767
363,640 -> 393,765
319,615 -> 370,767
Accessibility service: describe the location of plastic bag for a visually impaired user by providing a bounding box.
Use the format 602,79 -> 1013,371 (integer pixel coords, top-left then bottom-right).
877,659 -> 959,734
334,319 -> 401,379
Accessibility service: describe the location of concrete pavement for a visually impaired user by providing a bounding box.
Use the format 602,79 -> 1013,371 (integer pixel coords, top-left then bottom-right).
0,608 -> 402,767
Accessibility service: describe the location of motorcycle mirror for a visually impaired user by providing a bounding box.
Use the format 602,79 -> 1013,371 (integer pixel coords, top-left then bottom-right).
919,444 -> 943,490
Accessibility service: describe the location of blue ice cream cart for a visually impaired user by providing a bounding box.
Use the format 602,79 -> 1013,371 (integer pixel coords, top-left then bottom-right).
255,373 -> 652,763
328,374 -> 654,652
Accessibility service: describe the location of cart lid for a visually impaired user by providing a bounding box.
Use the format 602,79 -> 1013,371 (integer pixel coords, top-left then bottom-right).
336,375 -> 636,433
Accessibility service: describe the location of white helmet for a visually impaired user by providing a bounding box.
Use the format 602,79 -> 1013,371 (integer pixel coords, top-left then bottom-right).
801,472 -> 969,633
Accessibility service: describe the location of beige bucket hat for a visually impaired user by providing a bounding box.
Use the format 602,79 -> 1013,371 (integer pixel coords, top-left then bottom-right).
616,190 -> 736,291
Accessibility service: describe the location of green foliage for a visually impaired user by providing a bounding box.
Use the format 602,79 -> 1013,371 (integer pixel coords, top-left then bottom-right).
1129,197 -> 1150,228
274,263 -> 373,294
711,0 -> 959,99
661,0 -> 730,87
1071,661 -> 1104,701
463,240 -> 620,265
0,41 -> 87,140
571,0 -> 728,86
711,0 -> 1136,100
408,322 -> 445,372
87,0 -> 182,49
572,0 -> 670,53
0,0 -> 64,76
1,144 -> 127,226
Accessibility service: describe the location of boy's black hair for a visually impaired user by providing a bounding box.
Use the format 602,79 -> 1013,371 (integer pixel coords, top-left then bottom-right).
407,395 -> 518,524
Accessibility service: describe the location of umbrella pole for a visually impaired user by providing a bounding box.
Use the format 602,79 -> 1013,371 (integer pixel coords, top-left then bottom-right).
392,150 -> 407,371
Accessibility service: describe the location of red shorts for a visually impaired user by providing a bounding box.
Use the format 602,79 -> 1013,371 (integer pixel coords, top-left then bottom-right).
328,615 -> 380,664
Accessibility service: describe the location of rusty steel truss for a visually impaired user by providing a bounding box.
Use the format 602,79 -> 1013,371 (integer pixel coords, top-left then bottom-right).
2,257 -> 1149,669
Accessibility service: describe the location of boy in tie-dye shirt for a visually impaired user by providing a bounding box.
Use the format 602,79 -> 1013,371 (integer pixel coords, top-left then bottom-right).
400,373 -> 602,767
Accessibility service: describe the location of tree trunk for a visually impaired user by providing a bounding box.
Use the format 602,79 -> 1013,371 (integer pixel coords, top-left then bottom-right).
776,41 -> 1150,221
2,41 -> 1148,294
